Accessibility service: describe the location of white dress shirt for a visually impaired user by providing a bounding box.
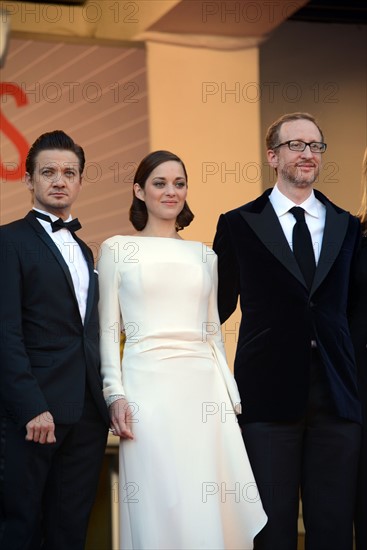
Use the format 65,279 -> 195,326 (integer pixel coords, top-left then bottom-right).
269,184 -> 326,264
33,208 -> 89,323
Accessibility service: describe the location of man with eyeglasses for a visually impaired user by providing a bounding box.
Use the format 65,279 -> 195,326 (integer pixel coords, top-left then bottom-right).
213,112 -> 361,550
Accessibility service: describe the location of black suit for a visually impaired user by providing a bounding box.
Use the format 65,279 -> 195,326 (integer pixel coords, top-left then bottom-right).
350,233 -> 367,550
0,212 -> 109,549
213,189 -> 361,550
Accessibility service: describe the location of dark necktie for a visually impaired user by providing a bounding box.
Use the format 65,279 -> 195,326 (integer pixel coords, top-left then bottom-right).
289,206 -> 316,289
32,210 -> 82,233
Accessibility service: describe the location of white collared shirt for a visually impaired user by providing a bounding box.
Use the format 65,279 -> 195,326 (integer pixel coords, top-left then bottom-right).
33,208 -> 89,323
269,184 -> 326,264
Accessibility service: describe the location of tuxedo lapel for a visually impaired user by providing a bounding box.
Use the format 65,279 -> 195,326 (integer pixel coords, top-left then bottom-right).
311,199 -> 349,294
25,212 -> 80,310
240,197 -> 306,287
240,190 -> 350,293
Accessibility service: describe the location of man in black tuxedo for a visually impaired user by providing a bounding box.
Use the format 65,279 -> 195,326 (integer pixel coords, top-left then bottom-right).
0,131 -> 109,549
213,113 -> 361,550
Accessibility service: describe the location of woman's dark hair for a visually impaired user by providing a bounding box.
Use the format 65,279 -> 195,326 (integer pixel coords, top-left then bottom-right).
129,150 -> 194,231
26,130 -> 85,176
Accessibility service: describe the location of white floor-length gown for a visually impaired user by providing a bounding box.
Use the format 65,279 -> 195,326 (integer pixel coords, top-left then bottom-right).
98,236 -> 267,550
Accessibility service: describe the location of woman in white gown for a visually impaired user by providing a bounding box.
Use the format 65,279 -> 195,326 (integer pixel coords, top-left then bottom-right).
98,151 -> 267,549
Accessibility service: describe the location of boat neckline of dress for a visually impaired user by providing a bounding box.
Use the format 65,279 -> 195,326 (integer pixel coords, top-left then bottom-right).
117,235 -> 205,244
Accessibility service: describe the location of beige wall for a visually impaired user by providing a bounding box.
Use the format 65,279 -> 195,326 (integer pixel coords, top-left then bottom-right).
147,40 -> 262,244
260,20 -> 367,214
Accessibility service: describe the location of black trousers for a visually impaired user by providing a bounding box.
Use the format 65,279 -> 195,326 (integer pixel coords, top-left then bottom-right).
354,397 -> 367,550
242,350 -> 361,550
0,386 -> 108,550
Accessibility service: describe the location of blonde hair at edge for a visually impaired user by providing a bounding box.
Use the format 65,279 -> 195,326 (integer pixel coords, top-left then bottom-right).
357,147 -> 367,232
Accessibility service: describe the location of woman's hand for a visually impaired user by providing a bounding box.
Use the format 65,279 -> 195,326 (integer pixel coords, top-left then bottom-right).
109,398 -> 134,440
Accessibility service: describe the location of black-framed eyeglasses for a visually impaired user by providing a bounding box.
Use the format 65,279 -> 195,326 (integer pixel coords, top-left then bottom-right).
273,140 -> 327,153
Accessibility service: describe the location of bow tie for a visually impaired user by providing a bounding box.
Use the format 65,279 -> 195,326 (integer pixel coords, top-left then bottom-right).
32,210 -> 82,233
51,217 -> 82,233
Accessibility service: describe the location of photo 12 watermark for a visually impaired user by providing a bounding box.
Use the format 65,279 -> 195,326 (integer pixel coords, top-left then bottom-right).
0,1 -> 139,25
202,481 -> 260,503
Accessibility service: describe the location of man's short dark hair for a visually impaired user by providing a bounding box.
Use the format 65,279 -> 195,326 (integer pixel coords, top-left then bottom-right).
26,130 -> 85,176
